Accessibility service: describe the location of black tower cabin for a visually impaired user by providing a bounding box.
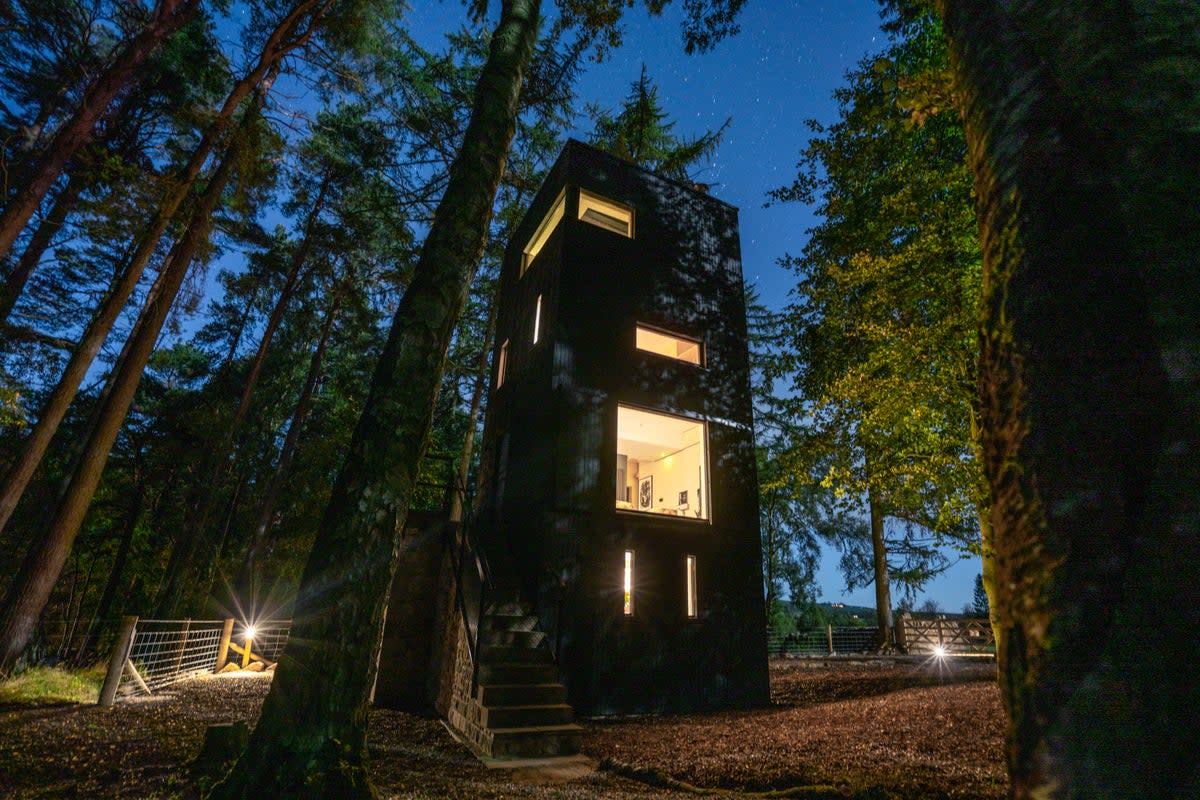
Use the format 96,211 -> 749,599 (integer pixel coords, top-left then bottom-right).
474,140 -> 770,716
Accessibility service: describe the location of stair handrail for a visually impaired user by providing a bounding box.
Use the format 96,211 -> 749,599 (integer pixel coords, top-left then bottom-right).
443,462 -> 491,668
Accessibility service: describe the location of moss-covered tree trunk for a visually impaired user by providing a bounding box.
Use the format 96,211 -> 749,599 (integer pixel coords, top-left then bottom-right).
206,2 -> 540,796
938,2 -> 1200,796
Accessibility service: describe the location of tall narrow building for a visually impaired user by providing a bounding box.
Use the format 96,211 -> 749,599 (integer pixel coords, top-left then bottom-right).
474,140 -> 769,715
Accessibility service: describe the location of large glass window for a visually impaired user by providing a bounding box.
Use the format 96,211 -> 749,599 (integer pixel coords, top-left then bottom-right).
636,324 -> 701,365
522,189 -> 565,274
578,189 -> 634,238
615,405 -> 708,520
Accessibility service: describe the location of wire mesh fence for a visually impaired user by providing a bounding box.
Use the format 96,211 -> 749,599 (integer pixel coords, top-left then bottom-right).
766,626 -> 882,657
101,617 -> 294,704
247,620 -> 291,662
118,619 -> 227,697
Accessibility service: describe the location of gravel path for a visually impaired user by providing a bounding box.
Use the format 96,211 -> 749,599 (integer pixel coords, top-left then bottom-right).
0,659 -> 1005,798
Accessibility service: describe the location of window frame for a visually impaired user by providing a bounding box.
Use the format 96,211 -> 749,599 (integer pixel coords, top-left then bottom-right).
614,404 -> 711,523
532,294 -> 543,345
578,188 -> 635,238
685,555 -> 698,619
496,338 -> 509,389
521,188 -> 566,275
635,323 -> 704,366
623,549 -> 635,616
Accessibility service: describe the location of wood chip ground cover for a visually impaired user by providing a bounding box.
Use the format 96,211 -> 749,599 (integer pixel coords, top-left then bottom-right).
0,659 -> 1005,798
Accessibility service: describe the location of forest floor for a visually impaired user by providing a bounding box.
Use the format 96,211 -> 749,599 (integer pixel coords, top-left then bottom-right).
0,657 -> 1006,799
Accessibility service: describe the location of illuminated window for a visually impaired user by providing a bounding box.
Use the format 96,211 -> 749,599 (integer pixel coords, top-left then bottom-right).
578,189 -> 634,238
533,294 -> 542,345
497,339 -> 509,388
522,189 -> 565,274
615,405 -> 708,520
623,550 -> 634,615
636,325 -> 701,365
685,555 -> 698,618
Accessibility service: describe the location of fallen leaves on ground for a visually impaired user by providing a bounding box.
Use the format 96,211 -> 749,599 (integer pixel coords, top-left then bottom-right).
0,658 -> 1005,799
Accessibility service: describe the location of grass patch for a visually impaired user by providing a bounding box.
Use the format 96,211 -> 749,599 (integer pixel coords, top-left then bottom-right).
0,663 -> 105,706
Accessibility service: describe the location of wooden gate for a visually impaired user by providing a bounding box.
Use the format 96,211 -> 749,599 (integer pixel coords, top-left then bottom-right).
897,614 -> 994,655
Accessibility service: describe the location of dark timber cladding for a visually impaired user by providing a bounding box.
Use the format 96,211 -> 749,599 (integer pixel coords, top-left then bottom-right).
476,140 -> 769,715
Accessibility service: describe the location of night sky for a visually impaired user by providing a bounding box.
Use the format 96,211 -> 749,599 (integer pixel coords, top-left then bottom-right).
408,1 -> 982,612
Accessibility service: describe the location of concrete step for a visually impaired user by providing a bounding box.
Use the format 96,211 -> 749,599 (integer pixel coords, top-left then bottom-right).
483,703 -> 574,729
488,724 -> 582,759
480,628 -> 546,648
477,682 -> 566,707
481,644 -> 553,664
486,600 -> 531,616
482,613 -> 538,633
477,661 -> 558,685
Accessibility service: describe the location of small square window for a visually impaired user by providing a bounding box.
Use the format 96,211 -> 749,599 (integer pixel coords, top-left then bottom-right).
636,325 -> 702,365
522,189 -> 565,274
578,189 -> 634,238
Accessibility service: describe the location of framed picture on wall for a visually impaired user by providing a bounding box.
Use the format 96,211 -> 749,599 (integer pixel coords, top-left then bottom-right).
638,475 -> 653,510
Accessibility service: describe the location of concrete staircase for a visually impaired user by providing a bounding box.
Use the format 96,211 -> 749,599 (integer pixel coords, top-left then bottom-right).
473,599 -> 580,759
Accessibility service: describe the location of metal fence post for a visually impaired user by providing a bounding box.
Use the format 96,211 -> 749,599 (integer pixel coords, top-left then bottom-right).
215,618 -> 234,672
98,616 -> 138,707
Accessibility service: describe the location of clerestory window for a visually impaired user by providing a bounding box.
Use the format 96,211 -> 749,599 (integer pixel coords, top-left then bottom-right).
578,189 -> 634,238
522,189 -> 565,274
636,324 -> 702,365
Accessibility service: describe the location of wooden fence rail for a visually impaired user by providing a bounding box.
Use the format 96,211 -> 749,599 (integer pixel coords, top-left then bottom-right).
897,614 -> 995,656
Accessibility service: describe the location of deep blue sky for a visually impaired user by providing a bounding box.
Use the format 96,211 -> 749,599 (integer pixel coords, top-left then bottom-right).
406,1 -> 982,613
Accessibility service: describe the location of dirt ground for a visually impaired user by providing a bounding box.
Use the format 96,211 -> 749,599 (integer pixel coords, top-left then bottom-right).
0,658 -> 1006,799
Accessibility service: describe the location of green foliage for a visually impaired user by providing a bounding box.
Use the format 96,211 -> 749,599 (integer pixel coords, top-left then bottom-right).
0,663 -> 104,705
587,65 -> 727,182
971,572 -> 989,617
768,9 -> 983,599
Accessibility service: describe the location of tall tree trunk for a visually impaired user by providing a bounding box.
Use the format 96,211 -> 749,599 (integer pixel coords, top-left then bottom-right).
450,296 -> 498,522
235,292 -> 339,614
867,489 -> 893,648
0,169 -> 86,327
0,0 -> 331,537
938,2 -> 1200,797
209,2 -> 541,794
0,91 -> 263,675
75,472 -> 144,662
0,0 -> 201,262
154,177 -> 328,618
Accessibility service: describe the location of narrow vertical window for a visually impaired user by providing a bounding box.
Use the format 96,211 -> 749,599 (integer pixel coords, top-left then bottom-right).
685,555 -> 698,619
497,339 -> 509,388
533,294 -> 542,345
623,550 -> 634,616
